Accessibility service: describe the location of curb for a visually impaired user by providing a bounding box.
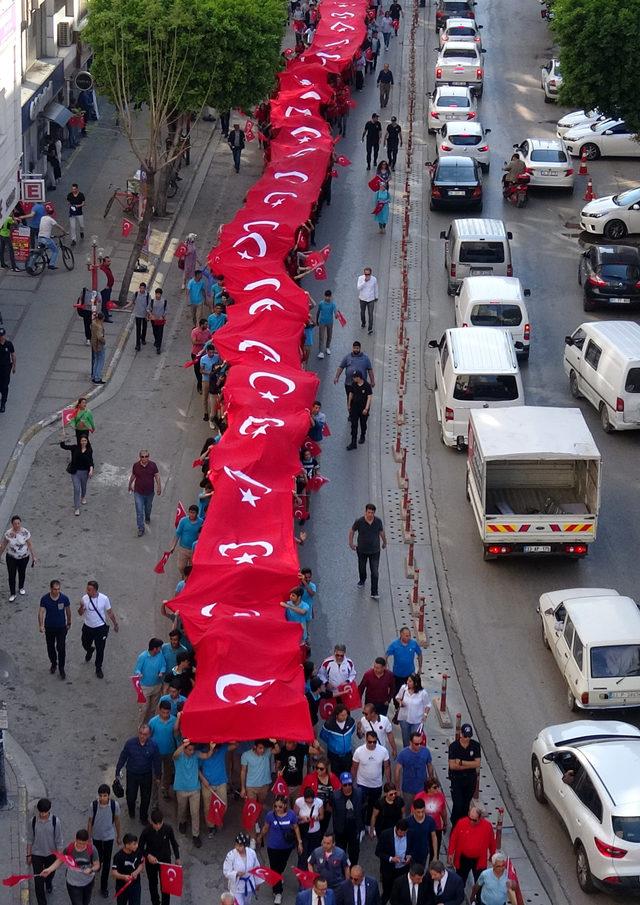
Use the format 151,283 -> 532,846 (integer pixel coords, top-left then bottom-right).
0,123 -> 221,506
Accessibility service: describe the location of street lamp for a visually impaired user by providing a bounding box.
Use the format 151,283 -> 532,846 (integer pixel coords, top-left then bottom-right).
86,234 -> 103,291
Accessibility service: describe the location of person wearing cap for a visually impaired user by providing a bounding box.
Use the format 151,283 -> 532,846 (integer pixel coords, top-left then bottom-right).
223,832 -> 264,905
347,371 -> 373,450
447,724 -> 481,827
0,326 -> 16,413
308,833 -> 350,891
385,118 -> 403,171
334,341 -> 375,403
362,114 -> 382,170
331,775 -> 364,865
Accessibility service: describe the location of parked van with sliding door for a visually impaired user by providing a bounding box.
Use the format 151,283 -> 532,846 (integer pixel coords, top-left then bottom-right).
564,320 -> 640,432
455,275 -> 532,359
440,218 -> 513,295
428,326 -> 524,448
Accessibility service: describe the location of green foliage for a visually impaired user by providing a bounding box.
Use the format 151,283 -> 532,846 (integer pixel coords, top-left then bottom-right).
85,0 -> 285,115
553,0 -> 640,133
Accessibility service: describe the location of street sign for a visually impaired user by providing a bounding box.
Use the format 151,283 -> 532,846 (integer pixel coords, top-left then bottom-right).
21,178 -> 45,203
75,70 -> 94,92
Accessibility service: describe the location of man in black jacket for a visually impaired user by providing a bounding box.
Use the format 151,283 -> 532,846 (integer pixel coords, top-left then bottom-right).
425,860 -> 465,905
361,114 -> 382,169
228,124 -> 246,173
376,820 -> 411,905
337,864 -> 381,905
391,864 -> 429,905
139,809 -> 181,905
333,775 -> 365,865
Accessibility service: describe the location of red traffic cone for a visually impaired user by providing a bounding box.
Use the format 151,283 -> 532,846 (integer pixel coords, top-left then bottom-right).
584,179 -> 596,202
578,150 -> 588,176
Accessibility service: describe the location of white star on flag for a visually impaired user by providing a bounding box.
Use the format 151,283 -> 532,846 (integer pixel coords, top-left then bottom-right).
234,552 -> 258,564
240,488 -> 260,506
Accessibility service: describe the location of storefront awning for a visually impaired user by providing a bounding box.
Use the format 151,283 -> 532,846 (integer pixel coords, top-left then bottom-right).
42,101 -> 72,127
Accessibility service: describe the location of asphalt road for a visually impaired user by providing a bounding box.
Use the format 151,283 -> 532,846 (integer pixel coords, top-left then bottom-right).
421,1 -> 640,903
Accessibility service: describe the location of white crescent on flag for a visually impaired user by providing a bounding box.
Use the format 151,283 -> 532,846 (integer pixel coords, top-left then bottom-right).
290,126 -> 322,139
244,277 -> 281,291
201,603 -> 218,617
248,298 -> 285,315
238,340 -> 281,363
263,191 -> 298,208
218,541 -> 274,564
274,171 -> 309,183
215,674 -> 275,705
232,233 -> 268,260
284,106 -> 313,118
223,466 -> 273,507
248,371 -> 296,402
237,416 -> 285,438
242,220 -> 280,232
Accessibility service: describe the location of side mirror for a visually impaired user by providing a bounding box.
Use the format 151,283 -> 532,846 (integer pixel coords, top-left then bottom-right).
523,288 -> 531,297
484,128 -> 491,134
512,143 -> 518,149
440,230 -> 447,239
565,336 -> 574,346
507,231 -> 513,240
425,160 -> 433,167
428,339 -> 440,349
477,23 -> 483,28
604,130 -> 612,135
632,204 -> 640,210
481,48 -> 486,53
541,752 -> 560,765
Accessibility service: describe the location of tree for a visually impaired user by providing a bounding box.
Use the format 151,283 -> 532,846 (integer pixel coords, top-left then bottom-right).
84,0 -> 285,304
553,0 -> 640,134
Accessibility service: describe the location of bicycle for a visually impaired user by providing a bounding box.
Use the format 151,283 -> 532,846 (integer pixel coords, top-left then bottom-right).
25,235 -> 75,276
103,187 -> 140,219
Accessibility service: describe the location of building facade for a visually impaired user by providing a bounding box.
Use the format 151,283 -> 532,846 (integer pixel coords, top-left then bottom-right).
0,0 -> 22,219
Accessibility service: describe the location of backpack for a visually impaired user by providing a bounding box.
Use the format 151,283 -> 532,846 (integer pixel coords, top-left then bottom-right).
32,814 -> 57,833
92,799 -> 116,823
65,841 -> 94,859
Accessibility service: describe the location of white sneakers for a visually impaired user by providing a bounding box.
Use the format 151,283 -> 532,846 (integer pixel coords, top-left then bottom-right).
326,347 -> 331,355
318,352 -> 324,359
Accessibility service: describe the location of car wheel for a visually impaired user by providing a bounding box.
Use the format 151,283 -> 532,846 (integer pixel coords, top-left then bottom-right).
567,684 -> 578,712
428,128 -> 435,136
544,92 -> 552,104
580,142 -> 600,161
465,475 -> 470,502
603,218 -> 628,240
569,371 -> 582,399
583,294 -> 596,312
575,841 -> 595,893
473,201 -> 483,212
600,403 -> 613,433
531,755 -> 547,803
483,162 -> 490,173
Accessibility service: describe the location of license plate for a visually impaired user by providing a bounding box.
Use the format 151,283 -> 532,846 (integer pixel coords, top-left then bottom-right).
539,169 -> 556,176
445,113 -> 456,120
449,190 -> 465,195
470,268 -> 490,275
523,545 -> 552,553
609,297 -> 630,304
609,690 -> 640,699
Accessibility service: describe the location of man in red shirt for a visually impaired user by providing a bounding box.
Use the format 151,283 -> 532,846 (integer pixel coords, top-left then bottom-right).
190,318 -> 211,394
128,450 -> 162,537
447,805 -> 496,884
358,657 -> 395,716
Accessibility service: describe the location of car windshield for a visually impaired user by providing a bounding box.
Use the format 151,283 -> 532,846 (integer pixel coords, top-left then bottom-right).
613,816 -> 640,843
599,263 -> 640,281
590,644 -> 640,679
626,368 -> 640,393
450,133 -> 481,145
443,47 -> 477,58
450,26 -> 475,35
530,149 -> 568,162
439,95 -> 470,108
459,242 -> 505,264
437,164 -> 476,183
470,304 -> 523,326
445,1 -> 472,10
453,375 -> 519,401
614,187 -> 640,206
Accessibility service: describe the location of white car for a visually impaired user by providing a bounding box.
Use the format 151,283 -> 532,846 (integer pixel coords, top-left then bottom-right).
439,17 -> 483,48
438,122 -> 491,170
531,720 -> 640,892
563,119 -> 640,160
427,85 -> 477,135
581,187 -> 640,240
434,42 -> 485,96
513,138 -> 574,190
557,109 -> 605,138
540,58 -> 562,102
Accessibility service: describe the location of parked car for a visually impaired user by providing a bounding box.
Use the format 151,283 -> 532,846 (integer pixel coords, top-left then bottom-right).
438,122 -> 491,171
427,85 -> 477,135
581,186 -> 640,240
540,58 -> 563,102
434,42 -> 485,97
435,0 -> 476,30
531,720 -> 640,892
538,588 -> 640,711
557,109 -> 605,138
563,119 -> 640,160
513,138 -> 574,190
439,16 -> 483,48
427,156 -> 483,211
578,244 -> 640,310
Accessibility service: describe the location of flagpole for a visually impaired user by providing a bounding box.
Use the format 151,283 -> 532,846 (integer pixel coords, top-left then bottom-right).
0,702 -> 12,810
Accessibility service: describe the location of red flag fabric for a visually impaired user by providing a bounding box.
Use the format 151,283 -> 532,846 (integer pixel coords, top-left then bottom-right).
159,863 -> 183,897
249,866 -> 282,886
318,699 -> 335,721
131,675 -> 146,704
303,439 -> 322,457
61,405 -> 77,427
336,155 -> 351,167
207,791 -> 227,827
368,176 -> 382,191
153,550 -> 173,574
182,358 -> 197,368
336,310 -> 347,328
242,798 -> 264,831
115,876 -> 136,899
2,875 -> 37,887
121,219 -> 133,238
272,776 -> 290,798
372,201 -> 385,215
292,868 -> 319,889
322,422 -> 331,437
192,458 -> 203,468
175,242 -> 188,258
331,169 -> 338,178
174,501 -> 187,528
337,680 -> 362,709
53,851 -> 77,869
313,264 -> 327,280
306,474 -> 329,492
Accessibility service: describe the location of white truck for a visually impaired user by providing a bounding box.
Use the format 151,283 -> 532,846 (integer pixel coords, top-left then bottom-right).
466,407 -> 601,560
434,41 -> 485,96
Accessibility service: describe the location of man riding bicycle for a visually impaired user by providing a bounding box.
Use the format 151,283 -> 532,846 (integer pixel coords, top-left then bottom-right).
37,205 -> 62,269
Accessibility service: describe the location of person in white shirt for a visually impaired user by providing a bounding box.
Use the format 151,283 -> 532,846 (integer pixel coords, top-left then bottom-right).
353,732 -> 391,829
78,579 -> 119,678
356,268 -> 379,335
37,213 -> 62,268
358,704 -> 397,757
318,644 -> 357,694
294,788 -> 325,867
394,674 -> 431,748
222,833 -> 264,905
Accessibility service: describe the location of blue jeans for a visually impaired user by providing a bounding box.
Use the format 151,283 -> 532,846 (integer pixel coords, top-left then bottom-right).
91,348 -> 105,381
40,236 -> 58,266
232,147 -> 242,171
399,719 -> 422,748
134,492 -> 154,531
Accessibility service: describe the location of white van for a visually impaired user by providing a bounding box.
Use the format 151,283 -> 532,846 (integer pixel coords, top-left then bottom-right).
538,588 -> 640,711
563,320 -> 640,432
455,276 -> 532,359
440,218 -> 513,295
428,326 -> 524,448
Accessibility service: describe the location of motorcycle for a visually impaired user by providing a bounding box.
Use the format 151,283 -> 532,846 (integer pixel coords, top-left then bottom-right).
502,169 -> 530,208
539,0 -> 555,20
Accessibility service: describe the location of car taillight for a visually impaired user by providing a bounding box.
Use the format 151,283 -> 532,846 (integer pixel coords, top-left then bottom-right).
549,79 -> 557,87
507,265 -> 513,277
524,323 -> 530,340
476,67 -> 483,79
564,543 -> 587,555
580,692 -> 589,705
488,545 -> 512,555
462,322 -> 468,327
442,34 -> 448,40
587,274 -> 607,286
616,397 -> 624,412
450,262 -> 456,277
471,185 -> 482,197
445,407 -> 454,421
432,187 -> 442,198
440,144 -> 452,151
565,168 -> 574,176
436,67 -> 443,79
431,111 -> 440,119
466,111 -> 476,119
603,877 -> 623,886
474,35 -> 480,42
477,145 -> 489,152
524,167 -> 534,174
594,838 -> 628,859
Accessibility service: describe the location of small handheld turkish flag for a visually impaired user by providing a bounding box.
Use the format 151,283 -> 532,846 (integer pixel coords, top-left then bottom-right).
208,792 -> 227,827
159,863 -> 183,897
272,776 -> 290,798
338,681 -> 362,709
336,310 -> 347,328
303,439 -> 322,457
322,422 -> 331,437
175,242 -> 187,259
61,405 -> 77,427
336,154 -> 351,166
304,251 -> 322,269
2,875 -> 36,887
306,475 -> 329,493
174,501 -> 186,528
131,675 -> 147,704
192,458 -> 203,468
320,245 -> 331,261
372,201 -> 385,216
368,176 -> 382,191
319,699 -> 335,721
249,866 -> 282,886
153,550 -> 173,575
53,851 -> 77,869
331,169 -> 338,178
292,868 -> 318,889
182,359 -> 197,368
121,219 -> 133,238
241,797 -> 263,831
313,264 -> 327,281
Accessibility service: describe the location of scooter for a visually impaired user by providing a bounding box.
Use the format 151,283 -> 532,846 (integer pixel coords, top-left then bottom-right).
502,170 -> 530,208
539,0 -> 555,20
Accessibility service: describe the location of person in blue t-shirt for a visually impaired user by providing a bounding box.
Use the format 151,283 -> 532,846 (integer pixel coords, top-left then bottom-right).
161,630 -> 187,677
200,742 -> 236,837
27,202 -> 46,248
185,271 -> 209,326
386,627 -> 423,694
299,568 -> 317,619
38,579 -> 71,679
133,638 -> 166,720
395,732 -> 434,798
308,401 -> 327,443
149,702 -> 178,798
207,303 -> 227,334
280,585 -> 311,642
158,684 -> 187,716
172,506 -> 203,576
316,289 -> 338,358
